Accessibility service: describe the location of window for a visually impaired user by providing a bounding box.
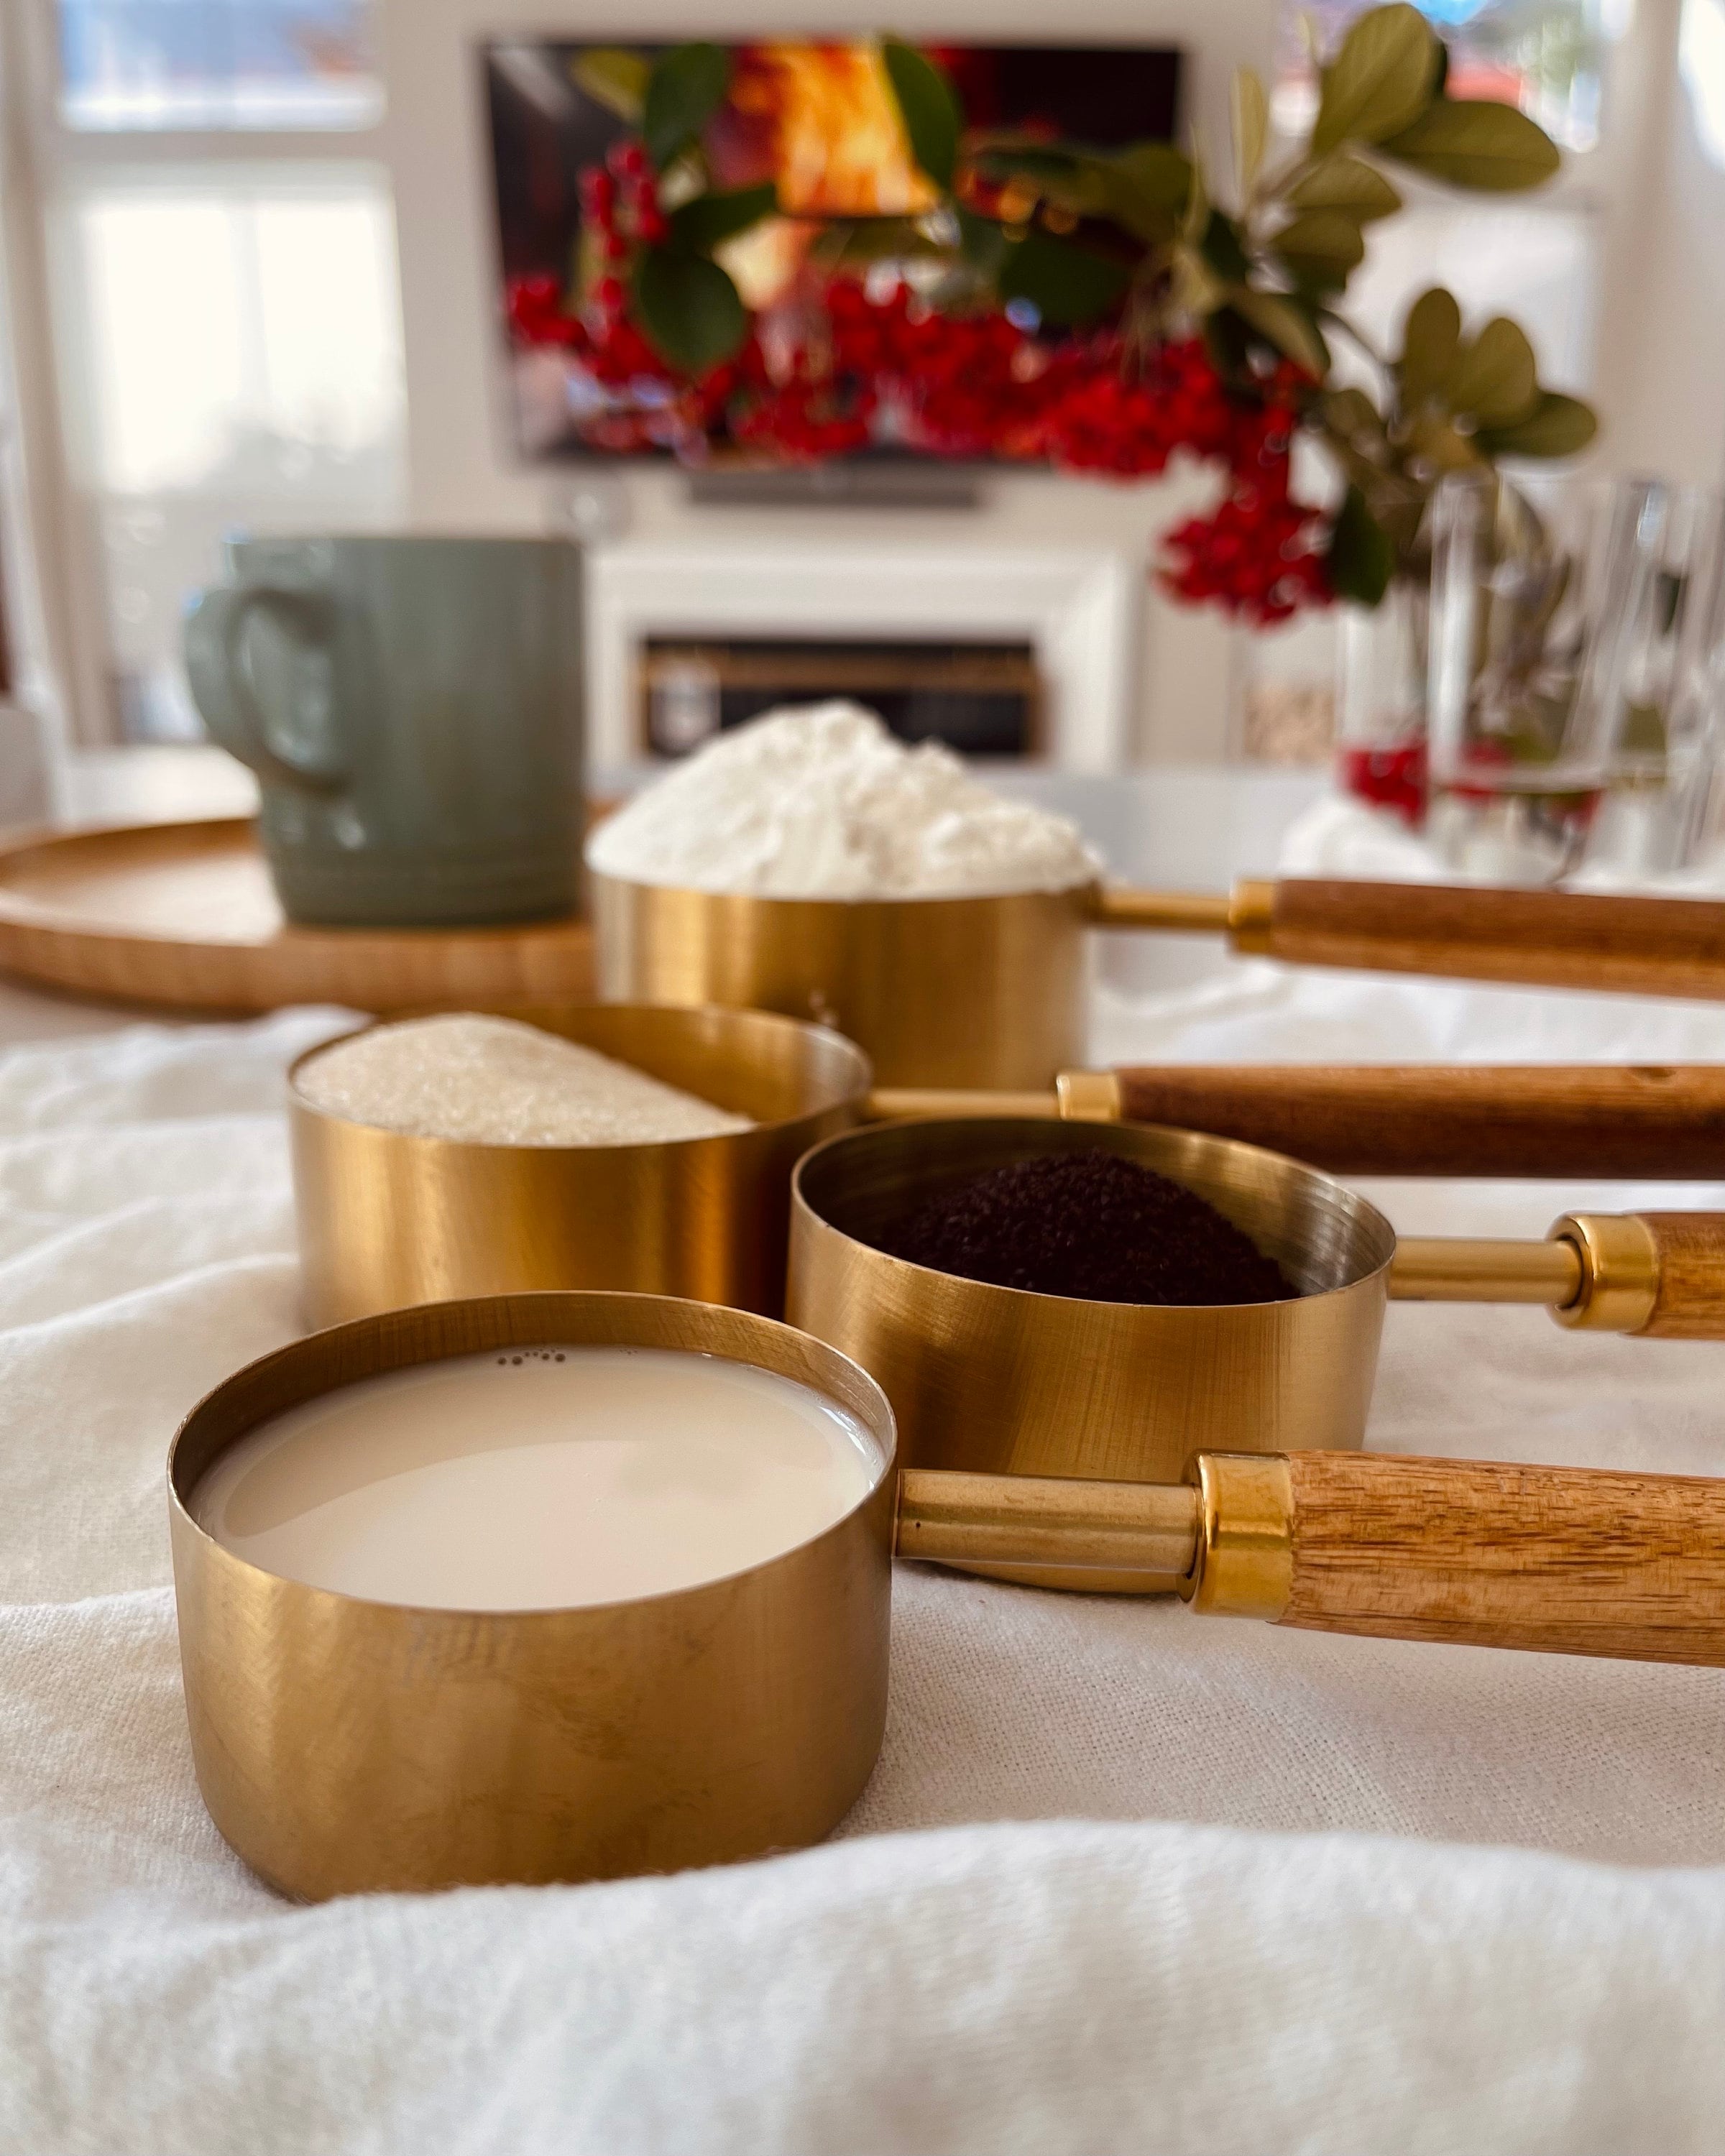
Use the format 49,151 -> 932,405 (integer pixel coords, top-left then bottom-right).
58,0 -> 380,131
1,0 -> 405,742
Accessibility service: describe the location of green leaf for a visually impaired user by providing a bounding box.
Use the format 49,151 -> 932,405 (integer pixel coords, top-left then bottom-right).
1232,67 -> 1269,203
1202,306 -> 1255,383
1312,4 -> 1440,155
975,144 -> 1122,221
668,182 -> 778,253
1327,484 -> 1397,604
1230,287 -> 1330,377
1104,143 -> 1192,241
571,47 -> 649,123
1200,209 -> 1251,283
996,229 -> 1128,326
1452,315 -> 1539,426
1274,207 -> 1367,286
1378,96 -> 1560,190
807,216 -> 947,270
882,39 -> 962,191
956,204 -> 1008,275
630,246 -> 748,372
643,43 -> 729,172
1109,142 -> 1194,208
1397,285 -> 1462,406
1478,391 -> 1598,459
1322,384 -> 1384,443
1288,151 -> 1401,221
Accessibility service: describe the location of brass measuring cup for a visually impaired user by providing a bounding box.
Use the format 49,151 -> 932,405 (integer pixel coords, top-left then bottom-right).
289,1003 -> 870,1327
786,1118 -> 1725,1590
172,1290 -> 1725,1899
593,867 -> 1725,1087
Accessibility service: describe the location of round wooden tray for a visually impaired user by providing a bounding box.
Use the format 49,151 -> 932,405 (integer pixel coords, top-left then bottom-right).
0,819 -> 594,1014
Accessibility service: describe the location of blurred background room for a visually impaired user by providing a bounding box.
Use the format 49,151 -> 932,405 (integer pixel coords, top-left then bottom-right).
2,0 -> 1723,895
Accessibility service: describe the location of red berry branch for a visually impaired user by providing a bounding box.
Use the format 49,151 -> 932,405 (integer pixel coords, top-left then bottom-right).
507,19 -> 1593,630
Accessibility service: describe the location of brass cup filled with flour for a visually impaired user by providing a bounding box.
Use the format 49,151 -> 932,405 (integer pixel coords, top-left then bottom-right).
588,704 -> 1103,1090
289,1003 -> 869,1325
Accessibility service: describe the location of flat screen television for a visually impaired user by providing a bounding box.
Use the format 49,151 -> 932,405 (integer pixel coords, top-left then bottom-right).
484,38 -> 1182,464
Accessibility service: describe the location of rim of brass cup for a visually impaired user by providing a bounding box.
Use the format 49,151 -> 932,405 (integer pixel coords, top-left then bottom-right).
592,869 -> 1093,1089
169,1291 -> 898,1901
289,1003 -> 870,1327
786,1117 -> 1396,1594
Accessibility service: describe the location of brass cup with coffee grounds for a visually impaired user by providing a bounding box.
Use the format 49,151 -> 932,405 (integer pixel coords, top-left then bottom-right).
786,1118 -> 1725,1593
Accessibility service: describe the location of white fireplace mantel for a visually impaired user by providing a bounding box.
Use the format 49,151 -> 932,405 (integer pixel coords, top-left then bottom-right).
585,540 -> 1138,770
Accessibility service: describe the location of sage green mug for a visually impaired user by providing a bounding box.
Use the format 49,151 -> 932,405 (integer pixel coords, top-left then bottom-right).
183,535 -> 584,928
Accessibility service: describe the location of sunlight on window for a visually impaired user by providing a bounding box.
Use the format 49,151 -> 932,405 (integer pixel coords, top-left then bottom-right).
70,180 -> 402,494
57,174 -> 405,738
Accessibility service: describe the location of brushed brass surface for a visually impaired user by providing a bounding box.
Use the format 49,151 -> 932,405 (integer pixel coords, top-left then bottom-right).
1055,1069 -> 1122,1121
1082,886 -> 1235,934
290,1003 -> 870,1326
1184,1453 -> 1294,1618
865,1086 -> 1057,1121
592,870 -> 1090,1087
896,1468 -> 1200,1577
1390,1237 -> 1585,1305
1550,1212 -> 1661,1332
169,1291 -> 896,1900
788,1118 -> 1394,1592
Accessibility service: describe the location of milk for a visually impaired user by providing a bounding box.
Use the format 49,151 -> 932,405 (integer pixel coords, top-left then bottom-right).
192,1346 -> 883,1611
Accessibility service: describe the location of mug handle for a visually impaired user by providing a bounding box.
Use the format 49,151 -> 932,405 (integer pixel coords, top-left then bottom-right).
183,585 -> 347,795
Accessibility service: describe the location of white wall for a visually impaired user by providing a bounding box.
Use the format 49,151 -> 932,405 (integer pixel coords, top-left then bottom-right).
372,0 -> 1279,761
1592,0 -> 1725,484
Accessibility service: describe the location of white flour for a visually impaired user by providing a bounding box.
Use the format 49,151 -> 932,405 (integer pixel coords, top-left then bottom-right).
586,702 -> 1103,898
294,1015 -> 752,1146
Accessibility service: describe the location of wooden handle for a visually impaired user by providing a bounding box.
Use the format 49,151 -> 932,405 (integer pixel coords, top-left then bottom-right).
1256,880 -> 1725,1002
1278,1451 -> 1725,1664
1111,1064 -> 1725,1179
1637,1214 -> 1725,1337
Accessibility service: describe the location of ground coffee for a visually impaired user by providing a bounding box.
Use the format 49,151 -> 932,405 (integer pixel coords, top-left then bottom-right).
878,1150 -> 1292,1306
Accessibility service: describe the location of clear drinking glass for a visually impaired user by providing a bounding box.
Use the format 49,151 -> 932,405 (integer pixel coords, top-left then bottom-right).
1579,487 -> 1725,880
1426,471 -> 1666,883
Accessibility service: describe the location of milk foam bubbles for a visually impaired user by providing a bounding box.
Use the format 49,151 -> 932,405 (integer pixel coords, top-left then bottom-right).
192,1347 -> 883,1611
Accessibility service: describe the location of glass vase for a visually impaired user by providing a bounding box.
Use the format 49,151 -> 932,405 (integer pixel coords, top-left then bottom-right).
1425,471 -> 1662,885
1335,577 -> 1429,828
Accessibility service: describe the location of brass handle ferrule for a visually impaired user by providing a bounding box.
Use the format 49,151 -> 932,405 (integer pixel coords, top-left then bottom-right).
1225,878 -> 1277,957
1054,1069 -> 1122,1122
1549,1213 -> 1660,1333
1182,1452 -> 1293,1619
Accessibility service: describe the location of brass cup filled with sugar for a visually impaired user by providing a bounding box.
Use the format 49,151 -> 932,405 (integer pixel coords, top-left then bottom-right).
170,1293 -> 896,1898
289,1003 -> 870,1325
787,1117 -> 1395,1592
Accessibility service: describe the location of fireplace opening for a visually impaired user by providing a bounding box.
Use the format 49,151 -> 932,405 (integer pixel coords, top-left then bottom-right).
639,637 -> 1042,760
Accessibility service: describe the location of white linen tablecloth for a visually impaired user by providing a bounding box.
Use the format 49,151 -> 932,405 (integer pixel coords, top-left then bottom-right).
4,968 -> 1725,2155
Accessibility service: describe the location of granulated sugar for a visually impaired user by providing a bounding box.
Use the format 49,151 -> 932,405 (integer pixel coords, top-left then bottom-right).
295,1015 -> 753,1147
586,701 -> 1103,898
